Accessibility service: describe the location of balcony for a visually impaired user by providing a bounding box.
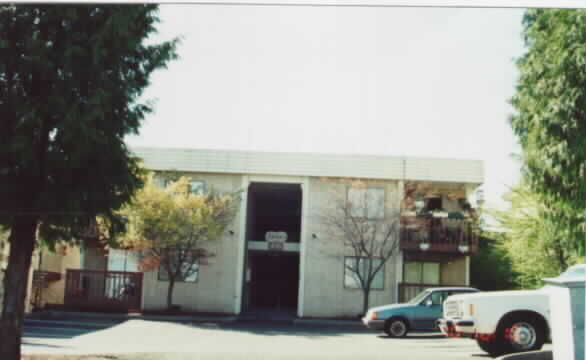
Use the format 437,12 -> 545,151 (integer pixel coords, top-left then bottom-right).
400,216 -> 478,255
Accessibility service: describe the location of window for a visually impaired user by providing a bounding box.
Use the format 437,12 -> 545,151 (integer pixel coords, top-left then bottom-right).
107,249 -> 140,272
344,257 -> 384,290
404,261 -> 440,285
425,197 -> 443,211
189,180 -> 205,195
347,187 -> 385,219
158,262 -> 199,282
429,291 -> 445,306
157,250 -> 200,282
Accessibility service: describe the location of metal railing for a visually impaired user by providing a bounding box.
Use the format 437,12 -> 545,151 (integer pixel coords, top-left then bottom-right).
400,218 -> 478,254
64,269 -> 143,313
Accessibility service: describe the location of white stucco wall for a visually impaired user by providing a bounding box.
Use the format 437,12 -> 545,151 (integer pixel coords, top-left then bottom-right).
141,172 -> 243,313
301,178 -> 402,318
38,245 -> 82,306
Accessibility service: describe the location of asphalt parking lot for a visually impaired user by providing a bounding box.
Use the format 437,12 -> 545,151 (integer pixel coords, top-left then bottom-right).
22,319 -> 552,360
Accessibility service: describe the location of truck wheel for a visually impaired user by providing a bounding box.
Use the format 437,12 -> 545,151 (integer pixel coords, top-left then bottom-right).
496,316 -> 546,355
476,338 -> 501,357
385,318 -> 408,338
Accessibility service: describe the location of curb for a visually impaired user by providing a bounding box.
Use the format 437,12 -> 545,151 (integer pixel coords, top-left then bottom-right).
28,310 -> 238,324
23,318 -> 119,330
293,318 -> 364,328
496,350 -> 553,360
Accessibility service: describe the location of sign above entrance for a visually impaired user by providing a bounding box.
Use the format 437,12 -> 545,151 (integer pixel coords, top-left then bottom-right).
266,231 -> 287,251
265,231 -> 287,243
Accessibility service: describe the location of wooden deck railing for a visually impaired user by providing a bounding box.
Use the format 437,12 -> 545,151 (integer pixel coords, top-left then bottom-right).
64,269 -> 143,313
400,218 -> 478,254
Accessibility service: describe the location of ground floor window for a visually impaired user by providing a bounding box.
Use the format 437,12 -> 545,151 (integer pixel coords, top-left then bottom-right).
344,257 -> 385,290
404,261 -> 440,284
107,249 -> 140,272
158,262 -> 199,282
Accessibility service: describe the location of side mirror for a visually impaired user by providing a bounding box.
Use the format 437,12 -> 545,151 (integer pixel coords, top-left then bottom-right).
425,299 -> 433,307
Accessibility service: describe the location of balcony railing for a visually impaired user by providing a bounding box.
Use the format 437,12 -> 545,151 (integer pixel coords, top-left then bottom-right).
400,217 -> 478,255
64,269 -> 143,313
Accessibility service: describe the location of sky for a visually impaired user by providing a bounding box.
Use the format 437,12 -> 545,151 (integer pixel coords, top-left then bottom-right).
125,4 -> 529,210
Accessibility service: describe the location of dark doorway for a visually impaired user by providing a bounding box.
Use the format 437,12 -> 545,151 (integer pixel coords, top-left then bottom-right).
246,183 -> 302,243
248,252 -> 299,310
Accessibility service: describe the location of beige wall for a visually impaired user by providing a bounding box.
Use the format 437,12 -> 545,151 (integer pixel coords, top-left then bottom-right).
301,178 -> 402,318
441,256 -> 468,285
141,172 -> 243,313
84,246 -> 107,271
37,245 -> 82,306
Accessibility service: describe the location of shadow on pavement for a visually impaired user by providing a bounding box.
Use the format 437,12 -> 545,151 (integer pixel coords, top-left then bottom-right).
376,333 -> 446,340
22,341 -> 67,349
182,321 -> 400,339
24,316 -> 126,341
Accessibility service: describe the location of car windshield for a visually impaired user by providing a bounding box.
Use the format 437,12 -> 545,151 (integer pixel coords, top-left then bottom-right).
408,290 -> 431,305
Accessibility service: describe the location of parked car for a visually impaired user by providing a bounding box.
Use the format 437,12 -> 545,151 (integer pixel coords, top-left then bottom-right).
437,264 -> 586,357
362,287 -> 479,337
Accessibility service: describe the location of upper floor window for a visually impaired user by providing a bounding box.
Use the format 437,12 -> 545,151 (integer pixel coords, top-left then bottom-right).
190,180 -> 205,195
162,177 -> 206,195
348,187 -> 385,219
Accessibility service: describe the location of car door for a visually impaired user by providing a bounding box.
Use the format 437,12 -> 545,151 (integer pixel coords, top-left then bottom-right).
417,290 -> 447,330
413,291 -> 446,330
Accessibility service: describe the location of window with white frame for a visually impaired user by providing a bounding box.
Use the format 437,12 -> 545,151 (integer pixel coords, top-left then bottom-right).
107,249 -> 140,272
157,250 -> 199,283
348,187 -> 385,219
158,262 -> 199,282
189,180 -> 205,195
404,261 -> 440,285
344,256 -> 385,290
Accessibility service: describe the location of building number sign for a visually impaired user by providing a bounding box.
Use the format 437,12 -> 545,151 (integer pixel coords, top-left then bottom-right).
266,231 -> 287,251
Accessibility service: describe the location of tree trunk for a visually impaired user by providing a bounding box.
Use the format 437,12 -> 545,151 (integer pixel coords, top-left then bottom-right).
166,278 -> 175,311
362,287 -> 371,316
0,218 -> 38,360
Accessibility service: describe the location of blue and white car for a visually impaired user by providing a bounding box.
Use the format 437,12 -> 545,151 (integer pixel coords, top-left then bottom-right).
362,287 -> 479,337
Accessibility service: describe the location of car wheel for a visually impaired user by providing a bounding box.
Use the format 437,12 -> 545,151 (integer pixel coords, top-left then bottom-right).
492,316 -> 546,356
385,318 -> 408,338
476,338 -> 501,357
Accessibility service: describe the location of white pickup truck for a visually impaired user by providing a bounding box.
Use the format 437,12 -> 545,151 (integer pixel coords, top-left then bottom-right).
437,264 -> 585,357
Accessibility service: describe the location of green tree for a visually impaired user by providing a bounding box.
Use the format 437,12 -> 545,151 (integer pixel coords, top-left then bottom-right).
470,233 -> 516,291
0,5 -> 177,359
118,175 -> 240,311
509,9 -> 585,258
492,183 -> 582,289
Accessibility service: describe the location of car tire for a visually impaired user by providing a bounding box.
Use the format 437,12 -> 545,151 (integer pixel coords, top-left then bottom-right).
384,318 -> 408,338
491,315 -> 546,356
476,338 -> 501,357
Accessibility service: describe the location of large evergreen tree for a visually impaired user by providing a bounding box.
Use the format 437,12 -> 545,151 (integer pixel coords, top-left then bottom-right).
0,6 -> 177,359
492,183 -> 580,289
509,9 -> 585,258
